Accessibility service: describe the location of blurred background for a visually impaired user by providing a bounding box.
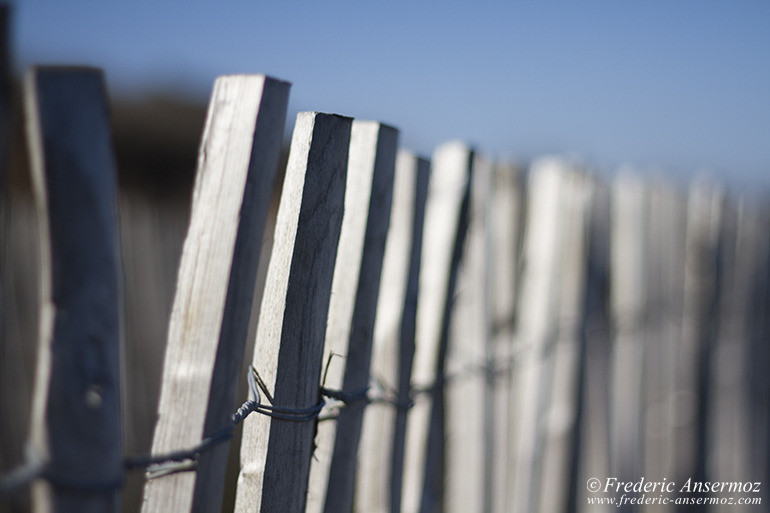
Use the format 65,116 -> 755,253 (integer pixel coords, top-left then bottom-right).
8,0 -> 770,191
1,2 -> 769,512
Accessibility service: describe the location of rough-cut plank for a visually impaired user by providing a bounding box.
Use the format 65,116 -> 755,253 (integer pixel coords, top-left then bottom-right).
488,163 -> 523,513
305,121 -> 397,513
537,171 -> 592,513
141,74 -> 290,513
234,112 -> 351,513
673,181 -> 722,488
674,182 -> 722,489
576,183 -> 612,513
641,183 -> 684,513
507,159 -> 569,513
25,66 -> 123,513
608,173 -> 647,494
444,153 -> 491,513
402,141 -> 472,513
355,151 -> 430,513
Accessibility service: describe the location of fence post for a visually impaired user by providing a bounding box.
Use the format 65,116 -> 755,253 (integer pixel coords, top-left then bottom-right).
536,171 -> 593,513
575,182 -> 612,513
641,183 -> 685,513
234,112 -> 351,513
305,121 -> 398,513
608,173 -> 647,508
507,159 -> 570,513
487,163 -> 523,513
674,182 -> 722,490
140,74 -> 290,513
443,153 -> 491,513
402,141 -> 472,513
24,66 -> 123,513
355,151 -> 430,513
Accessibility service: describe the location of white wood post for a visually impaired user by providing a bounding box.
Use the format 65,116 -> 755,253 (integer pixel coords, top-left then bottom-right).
402,141 -> 472,513
674,181 -> 723,487
234,112 -> 351,513
576,182 -> 612,513
355,151 -> 431,513
608,172 -> 648,510
306,121 -> 398,513
141,75 -> 290,513
444,153 -> 491,513
537,171 -> 593,513
641,183 -> 685,513
488,163 -> 523,513
507,159 -> 570,513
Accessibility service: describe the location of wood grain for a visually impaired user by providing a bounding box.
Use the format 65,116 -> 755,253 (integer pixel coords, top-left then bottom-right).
141,74 -> 290,513
306,121 -> 398,513
234,112 -> 351,513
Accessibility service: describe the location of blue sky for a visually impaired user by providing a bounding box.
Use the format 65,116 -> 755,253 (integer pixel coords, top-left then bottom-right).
9,1 -> 770,189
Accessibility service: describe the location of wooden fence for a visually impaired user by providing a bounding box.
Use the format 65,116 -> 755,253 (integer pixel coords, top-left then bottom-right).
2,39 -> 770,513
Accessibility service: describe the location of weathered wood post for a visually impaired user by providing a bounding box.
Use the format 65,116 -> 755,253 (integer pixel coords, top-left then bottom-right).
537,171 -> 593,513
608,172 -> 647,509
25,66 -> 123,513
507,158 -> 570,513
488,163 -> 523,513
575,182 -> 612,513
141,74 -> 290,513
641,182 -> 685,513
444,153 -> 491,513
674,182 -> 722,490
305,120 -> 398,513
402,141 -> 472,513
234,112 -> 351,513
355,151 -> 430,513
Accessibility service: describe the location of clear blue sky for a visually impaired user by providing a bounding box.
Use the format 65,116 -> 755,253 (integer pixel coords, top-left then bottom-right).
9,1 -> 770,189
